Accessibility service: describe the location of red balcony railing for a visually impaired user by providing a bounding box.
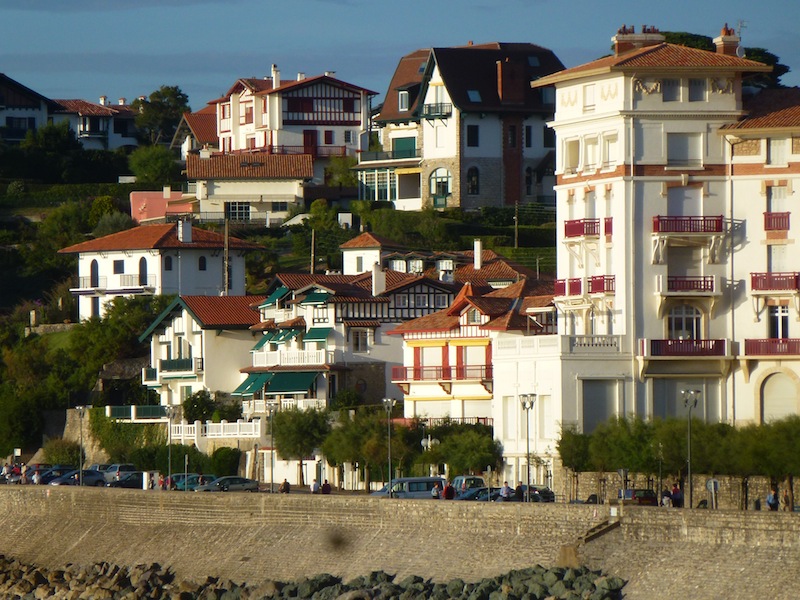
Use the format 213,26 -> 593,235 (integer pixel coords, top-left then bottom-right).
745,339 -> 800,355
604,217 -> 613,236
666,276 -> 715,293
554,278 -> 582,296
652,215 -> 724,234
751,272 -> 800,292
588,275 -> 615,294
764,212 -> 790,231
391,365 -> 492,382
646,339 -> 726,357
564,218 -> 600,238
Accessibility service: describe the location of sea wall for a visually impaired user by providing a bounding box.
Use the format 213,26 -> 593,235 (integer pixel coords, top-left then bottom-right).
1,487 -> 798,599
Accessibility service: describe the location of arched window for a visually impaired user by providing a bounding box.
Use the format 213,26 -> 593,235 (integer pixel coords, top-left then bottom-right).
90,259 -> 99,288
429,168 -> 452,199
761,372 -> 797,422
466,167 -> 479,195
667,304 -> 701,340
138,257 -> 148,286
199,256 -> 207,271
164,256 -> 173,271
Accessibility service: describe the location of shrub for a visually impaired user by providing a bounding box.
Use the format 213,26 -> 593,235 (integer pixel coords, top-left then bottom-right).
210,447 -> 242,477
42,438 -> 81,467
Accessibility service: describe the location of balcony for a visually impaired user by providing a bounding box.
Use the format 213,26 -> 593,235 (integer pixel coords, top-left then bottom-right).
358,148 -> 421,163
391,365 -> 493,395
751,272 -> 800,292
72,276 -> 107,292
564,218 -> 600,238
563,335 -> 622,355
652,215 -> 724,234
656,275 -> 721,317
421,103 -> 453,118
554,278 -> 582,297
588,276 -> 615,294
118,274 -> 156,290
103,404 -> 168,423
252,349 -> 337,368
159,357 -> 203,374
142,367 -> 158,384
78,129 -> 108,139
642,339 -> 728,357
764,212 -> 790,231
651,216 -> 725,264
636,338 -> 732,380
745,339 -> 800,356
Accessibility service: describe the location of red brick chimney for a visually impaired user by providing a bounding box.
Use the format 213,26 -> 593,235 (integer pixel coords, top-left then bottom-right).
713,23 -> 740,56
497,57 -> 525,104
612,24 -> 665,56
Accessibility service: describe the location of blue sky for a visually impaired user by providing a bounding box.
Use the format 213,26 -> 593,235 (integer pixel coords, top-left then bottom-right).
3,0 -> 798,111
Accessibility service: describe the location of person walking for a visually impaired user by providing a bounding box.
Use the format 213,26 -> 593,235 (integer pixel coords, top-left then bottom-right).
499,481 -> 512,501
671,483 -> 683,508
767,488 -> 780,511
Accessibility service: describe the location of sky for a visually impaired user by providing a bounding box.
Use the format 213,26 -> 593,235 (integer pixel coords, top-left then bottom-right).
2,0 -> 799,112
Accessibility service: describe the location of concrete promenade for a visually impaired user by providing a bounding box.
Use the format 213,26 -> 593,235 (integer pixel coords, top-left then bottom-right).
0,486 -> 798,599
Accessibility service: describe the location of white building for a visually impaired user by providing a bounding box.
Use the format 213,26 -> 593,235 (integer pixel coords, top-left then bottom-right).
59,222 -> 264,320
356,42 -> 563,210
0,73 -> 57,144
50,97 -> 138,151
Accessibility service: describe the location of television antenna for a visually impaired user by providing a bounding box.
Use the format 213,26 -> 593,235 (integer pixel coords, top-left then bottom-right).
735,19 -> 747,58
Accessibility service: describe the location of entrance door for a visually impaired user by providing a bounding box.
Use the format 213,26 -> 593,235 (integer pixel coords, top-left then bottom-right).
303,130 -> 318,157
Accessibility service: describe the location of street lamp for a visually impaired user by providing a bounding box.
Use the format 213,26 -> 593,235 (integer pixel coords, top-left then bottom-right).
520,394 -> 536,502
420,431 -> 440,477
266,404 -> 277,493
164,405 -> 177,490
681,389 -> 701,509
75,406 -> 86,487
383,398 -> 396,495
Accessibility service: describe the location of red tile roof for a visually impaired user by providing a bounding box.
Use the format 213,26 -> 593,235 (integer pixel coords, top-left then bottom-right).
182,295 -> 264,328
184,109 -> 218,145
59,223 -> 264,254
52,99 -> 118,117
186,153 -> 313,180
533,43 -> 770,87
388,309 -> 460,335
722,87 -> 800,130
259,74 -> 377,97
339,232 -> 407,249
277,316 -> 306,329
453,250 -> 537,284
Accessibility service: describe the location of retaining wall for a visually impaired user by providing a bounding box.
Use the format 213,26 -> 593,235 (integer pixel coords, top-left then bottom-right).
1,487 -> 798,599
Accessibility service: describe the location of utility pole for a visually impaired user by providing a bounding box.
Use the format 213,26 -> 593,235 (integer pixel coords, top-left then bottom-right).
223,217 -> 230,295
310,228 -> 316,274
514,200 -> 519,249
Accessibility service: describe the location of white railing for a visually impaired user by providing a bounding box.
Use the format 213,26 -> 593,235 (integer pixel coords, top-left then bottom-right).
242,397 -> 325,418
563,335 -> 622,354
281,398 -> 326,411
118,274 -> 157,288
171,419 -> 262,445
494,335 -> 559,357
74,276 -> 107,290
252,349 -> 336,368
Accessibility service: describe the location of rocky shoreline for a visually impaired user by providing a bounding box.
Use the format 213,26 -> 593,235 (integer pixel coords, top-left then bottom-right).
0,554 -> 625,599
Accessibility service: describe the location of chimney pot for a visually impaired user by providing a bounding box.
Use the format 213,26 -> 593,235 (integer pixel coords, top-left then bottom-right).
372,262 -> 386,296
474,239 -> 483,271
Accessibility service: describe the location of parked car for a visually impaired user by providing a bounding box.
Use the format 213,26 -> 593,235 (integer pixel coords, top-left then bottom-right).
524,484 -> 556,502
372,477 -> 446,499
104,464 -> 137,482
195,476 -> 258,492
107,472 -> 145,489
50,469 -> 108,487
455,486 -> 496,501
30,466 -> 77,485
619,488 -> 658,506
452,475 -> 486,492
176,473 -> 217,491
88,463 -> 111,473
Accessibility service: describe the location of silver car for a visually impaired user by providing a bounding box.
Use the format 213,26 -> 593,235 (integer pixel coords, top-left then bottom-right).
194,476 -> 258,492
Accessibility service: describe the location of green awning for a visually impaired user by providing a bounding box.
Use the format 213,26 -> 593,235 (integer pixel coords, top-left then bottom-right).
299,291 -> 329,305
264,371 -> 319,395
232,372 -> 273,396
303,327 -> 332,343
259,286 -> 289,307
273,329 -> 301,344
251,331 -> 276,351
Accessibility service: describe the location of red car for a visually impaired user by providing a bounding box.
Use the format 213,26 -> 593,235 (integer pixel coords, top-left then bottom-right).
620,488 -> 659,506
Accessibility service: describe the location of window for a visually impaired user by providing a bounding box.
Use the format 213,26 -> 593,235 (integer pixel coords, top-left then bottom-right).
543,126 -> 555,148
438,259 -> 454,272
324,130 -> 334,144
390,259 -> 407,272
769,306 -> 790,339
584,138 -> 598,170
113,260 -> 124,274
768,138 -> 788,166
225,202 -> 251,221
414,294 -> 429,308
668,304 -> 702,340
356,256 -> 363,272
409,259 -> 424,273
344,130 -> 354,144
467,308 -> 482,324
343,98 -> 355,113
271,201 -> 289,213
243,105 -> 253,124
287,97 -> 313,113
667,133 -> 702,167
429,168 -> 452,199
435,294 -> 449,308
564,139 -> 580,174
398,91 -> 409,111
221,104 -> 230,119
395,295 -> 409,308
662,78 -> 680,102
583,84 -> 595,111
508,125 -> 517,148
582,380 -> 616,434
352,329 -> 369,353
164,256 -> 173,271
467,90 -> 481,102
466,167 -> 479,195
198,256 -> 207,271
525,125 -> 532,148
602,134 -> 618,168
688,78 -> 707,102
313,305 -> 329,323
466,124 -> 479,147
138,257 -> 148,286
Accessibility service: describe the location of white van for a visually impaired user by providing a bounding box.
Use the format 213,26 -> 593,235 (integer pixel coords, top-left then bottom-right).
452,475 -> 486,493
371,477 -> 445,499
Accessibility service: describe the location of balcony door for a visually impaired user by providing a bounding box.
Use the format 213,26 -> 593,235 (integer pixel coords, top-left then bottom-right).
138,257 -> 148,286
667,186 -> 701,217
667,304 -> 701,340
90,259 -> 99,287
768,306 -> 790,340
303,130 -> 318,156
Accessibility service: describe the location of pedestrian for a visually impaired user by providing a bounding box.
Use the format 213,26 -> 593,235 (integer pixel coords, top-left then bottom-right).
279,478 -> 290,493
310,478 -> 320,494
443,480 -> 455,500
661,488 -> 672,507
499,481 -> 512,501
671,483 -> 683,508
782,489 -> 791,512
431,482 -> 441,499
514,483 -> 524,501
767,488 -> 780,511
157,473 -> 165,490
31,470 -> 41,485
321,479 -> 331,494
1,463 -> 9,480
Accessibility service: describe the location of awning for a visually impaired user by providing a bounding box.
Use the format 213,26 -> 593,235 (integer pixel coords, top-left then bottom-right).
251,331 -> 276,351
260,286 -> 289,308
273,329 -> 301,344
232,372 -> 273,396
264,371 -> 319,395
299,291 -> 329,305
303,327 -> 332,343
343,319 -> 381,328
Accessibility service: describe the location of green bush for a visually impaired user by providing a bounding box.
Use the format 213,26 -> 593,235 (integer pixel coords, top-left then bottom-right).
42,438 -> 81,467
210,447 -> 242,477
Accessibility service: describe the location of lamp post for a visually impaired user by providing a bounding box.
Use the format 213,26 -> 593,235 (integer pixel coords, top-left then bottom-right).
420,432 -> 440,476
681,389 -> 701,509
520,394 -> 536,502
75,406 -> 86,487
267,404 -> 276,493
383,398 -> 396,495
164,405 -> 176,490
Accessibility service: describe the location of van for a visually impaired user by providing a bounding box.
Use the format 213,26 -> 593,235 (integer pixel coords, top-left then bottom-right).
452,475 -> 486,493
371,477 -> 445,499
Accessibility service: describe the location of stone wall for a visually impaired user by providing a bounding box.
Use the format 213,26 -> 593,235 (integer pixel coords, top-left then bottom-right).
0,487 -> 798,599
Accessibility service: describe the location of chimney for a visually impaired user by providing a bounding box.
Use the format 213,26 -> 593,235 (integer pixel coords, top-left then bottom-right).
177,220 -> 192,243
714,23 -> 740,56
199,147 -> 212,159
297,72 -> 306,81
118,97 -> 126,105
497,57 -> 524,104
372,262 -> 386,296
474,239 -> 482,271
163,185 -> 171,199
324,71 -> 336,78
271,64 -> 280,87
99,96 -> 108,106
612,24 -> 664,56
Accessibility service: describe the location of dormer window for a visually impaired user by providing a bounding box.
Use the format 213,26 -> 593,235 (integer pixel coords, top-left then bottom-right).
467,308 -> 482,324
399,90 -> 409,112
438,259 -> 454,272
409,259 -> 424,273
390,259 -> 407,272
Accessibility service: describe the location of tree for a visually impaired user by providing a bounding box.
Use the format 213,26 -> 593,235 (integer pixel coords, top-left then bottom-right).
128,145 -> 181,185
322,409 -> 386,490
273,408 -> 331,486
324,155 -> 358,187
131,86 -> 190,145
437,429 -> 503,475
182,390 -> 216,423
92,211 -> 135,238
